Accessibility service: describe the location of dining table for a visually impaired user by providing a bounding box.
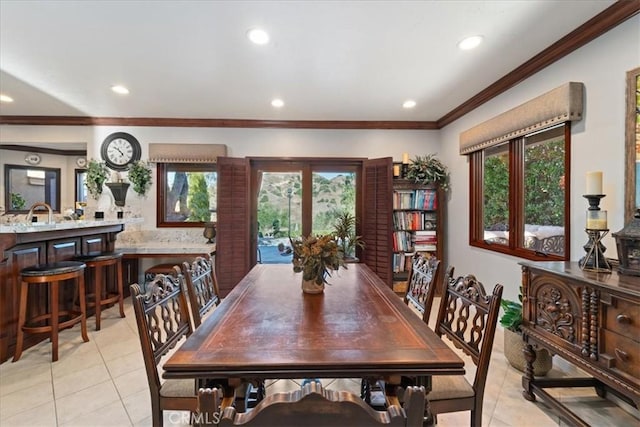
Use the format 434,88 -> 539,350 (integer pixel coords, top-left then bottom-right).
163,263 -> 465,418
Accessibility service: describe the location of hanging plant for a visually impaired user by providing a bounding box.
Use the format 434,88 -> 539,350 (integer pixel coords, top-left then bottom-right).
85,159 -> 109,200
405,154 -> 450,191
128,160 -> 153,196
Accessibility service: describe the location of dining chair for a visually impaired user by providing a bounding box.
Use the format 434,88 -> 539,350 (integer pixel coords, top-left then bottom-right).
182,254 -> 221,328
427,268 -> 504,427
198,382 -> 427,427
130,273 -> 198,427
403,254 -> 441,324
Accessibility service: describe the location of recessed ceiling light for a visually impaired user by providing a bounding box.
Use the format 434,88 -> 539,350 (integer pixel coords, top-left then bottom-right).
0,94 -> 14,103
458,35 -> 483,50
403,100 -> 416,109
111,85 -> 129,95
247,28 -> 269,45
271,99 -> 284,108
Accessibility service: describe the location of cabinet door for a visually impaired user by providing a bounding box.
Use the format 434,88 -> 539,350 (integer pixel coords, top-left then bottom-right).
528,272 -> 584,353
48,238 -> 80,262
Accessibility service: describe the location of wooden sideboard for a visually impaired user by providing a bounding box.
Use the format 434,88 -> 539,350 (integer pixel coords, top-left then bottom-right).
520,261 -> 639,426
0,223 -> 124,363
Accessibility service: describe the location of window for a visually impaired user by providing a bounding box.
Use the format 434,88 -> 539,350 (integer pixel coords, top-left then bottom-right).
470,124 -> 569,260
157,163 -> 217,227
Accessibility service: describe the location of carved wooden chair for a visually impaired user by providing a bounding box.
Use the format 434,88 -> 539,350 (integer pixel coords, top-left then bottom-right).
130,274 -> 198,427
182,254 -> 221,328
198,382 -> 427,427
428,268 -> 503,427
403,254 -> 441,324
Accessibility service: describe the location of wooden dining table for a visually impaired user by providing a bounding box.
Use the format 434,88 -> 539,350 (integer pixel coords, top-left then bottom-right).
163,263 -> 465,416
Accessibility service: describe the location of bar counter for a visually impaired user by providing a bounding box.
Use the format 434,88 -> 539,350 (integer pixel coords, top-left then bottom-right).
0,218 -> 141,363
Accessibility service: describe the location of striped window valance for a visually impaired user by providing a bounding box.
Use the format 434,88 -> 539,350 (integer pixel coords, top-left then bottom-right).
148,143 -> 227,163
459,82 -> 584,155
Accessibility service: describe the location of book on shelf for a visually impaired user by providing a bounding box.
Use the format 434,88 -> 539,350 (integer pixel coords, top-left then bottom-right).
393,188 -> 438,210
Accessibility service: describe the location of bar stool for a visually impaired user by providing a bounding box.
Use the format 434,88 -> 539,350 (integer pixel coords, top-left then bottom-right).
75,252 -> 125,331
13,261 -> 89,363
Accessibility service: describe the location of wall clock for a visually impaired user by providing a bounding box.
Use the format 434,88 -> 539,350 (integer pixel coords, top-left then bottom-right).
100,132 -> 141,170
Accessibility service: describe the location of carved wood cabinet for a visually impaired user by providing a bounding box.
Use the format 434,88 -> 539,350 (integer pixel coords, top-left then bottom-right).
520,261 -> 639,426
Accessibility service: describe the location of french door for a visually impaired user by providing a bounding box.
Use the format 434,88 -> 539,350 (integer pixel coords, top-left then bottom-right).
250,159 -> 361,265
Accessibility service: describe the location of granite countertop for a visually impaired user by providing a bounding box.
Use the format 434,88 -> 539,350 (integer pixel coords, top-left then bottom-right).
116,242 -> 215,255
0,217 -> 144,234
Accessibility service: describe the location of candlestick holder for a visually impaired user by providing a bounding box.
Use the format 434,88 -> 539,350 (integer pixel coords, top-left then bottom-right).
579,194 -> 611,272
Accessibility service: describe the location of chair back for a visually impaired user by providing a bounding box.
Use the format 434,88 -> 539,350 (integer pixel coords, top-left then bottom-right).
182,254 -> 221,327
130,273 -> 194,401
434,268 -> 503,407
199,382 -> 426,427
404,254 -> 441,323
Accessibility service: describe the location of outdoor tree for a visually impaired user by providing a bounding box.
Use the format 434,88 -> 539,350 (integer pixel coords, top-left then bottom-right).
187,173 -> 210,222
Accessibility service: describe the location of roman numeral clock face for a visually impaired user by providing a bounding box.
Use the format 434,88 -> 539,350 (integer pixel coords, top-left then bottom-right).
100,132 -> 141,171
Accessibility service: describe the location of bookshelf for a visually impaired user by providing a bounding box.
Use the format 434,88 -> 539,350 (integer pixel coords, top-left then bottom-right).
391,179 -> 444,294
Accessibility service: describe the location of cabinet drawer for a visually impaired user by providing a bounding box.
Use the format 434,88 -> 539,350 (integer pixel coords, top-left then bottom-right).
604,297 -> 640,340
600,329 -> 640,383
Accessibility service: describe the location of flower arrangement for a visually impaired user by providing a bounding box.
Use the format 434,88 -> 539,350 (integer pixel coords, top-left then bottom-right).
405,154 -> 450,191
291,234 -> 346,285
85,159 -> 109,200
128,160 -> 153,196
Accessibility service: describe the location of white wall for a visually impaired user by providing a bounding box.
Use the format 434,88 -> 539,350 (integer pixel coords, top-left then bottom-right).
439,15 -> 640,302
1,125 -> 440,226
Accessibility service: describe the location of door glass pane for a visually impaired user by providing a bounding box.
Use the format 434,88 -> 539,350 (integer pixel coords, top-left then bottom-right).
523,125 -> 565,255
312,171 -> 357,254
257,171 -> 301,263
483,144 -> 509,245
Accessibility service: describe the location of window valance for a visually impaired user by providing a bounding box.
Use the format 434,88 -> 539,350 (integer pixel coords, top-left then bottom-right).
148,143 -> 227,163
459,82 -> 583,155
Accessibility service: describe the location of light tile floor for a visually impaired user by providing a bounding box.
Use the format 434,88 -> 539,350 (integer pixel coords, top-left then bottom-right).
0,297 -> 638,426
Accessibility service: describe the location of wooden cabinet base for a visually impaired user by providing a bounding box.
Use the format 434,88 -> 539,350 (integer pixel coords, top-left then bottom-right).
520,261 -> 640,426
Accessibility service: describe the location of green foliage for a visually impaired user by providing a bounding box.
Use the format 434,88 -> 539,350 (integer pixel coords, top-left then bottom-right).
483,138 -> 565,228
500,289 -> 523,332
187,173 -> 210,222
406,154 -> 450,191
483,155 -> 509,227
331,211 -> 364,257
85,159 -> 108,200
499,299 -> 523,332
10,192 -> 26,209
127,160 -> 152,196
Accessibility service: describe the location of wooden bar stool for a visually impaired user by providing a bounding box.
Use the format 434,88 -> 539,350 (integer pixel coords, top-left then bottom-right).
75,252 -> 125,331
13,261 -> 89,363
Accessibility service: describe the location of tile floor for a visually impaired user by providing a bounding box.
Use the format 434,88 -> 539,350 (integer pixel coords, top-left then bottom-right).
0,297 -> 638,427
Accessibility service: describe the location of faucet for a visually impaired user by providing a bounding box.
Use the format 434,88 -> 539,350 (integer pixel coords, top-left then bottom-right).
26,202 -> 54,224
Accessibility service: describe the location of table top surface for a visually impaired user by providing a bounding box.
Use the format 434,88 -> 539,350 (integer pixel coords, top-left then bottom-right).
163,263 -> 464,380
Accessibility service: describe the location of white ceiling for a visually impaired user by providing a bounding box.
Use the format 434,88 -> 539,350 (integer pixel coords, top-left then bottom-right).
0,0 -> 616,122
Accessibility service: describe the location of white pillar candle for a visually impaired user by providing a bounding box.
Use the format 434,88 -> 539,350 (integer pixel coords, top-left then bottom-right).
585,171 -> 603,195
402,152 -> 409,164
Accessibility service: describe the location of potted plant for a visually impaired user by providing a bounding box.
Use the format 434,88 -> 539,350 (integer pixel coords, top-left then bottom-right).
85,159 -> 109,200
500,292 -> 553,376
331,211 -> 365,261
128,160 -> 153,196
291,234 -> 346,294
405,154 -> 450,191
